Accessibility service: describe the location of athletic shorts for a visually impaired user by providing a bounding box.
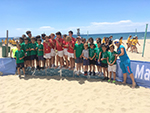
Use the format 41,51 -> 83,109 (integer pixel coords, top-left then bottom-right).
63,48 -> 68,56
83,59 -> 89,65
24,56 -> 30,61
76,57 -> 83,63
68,52 -> 74,58
101,62 -> 108,68
120,59 -> 132,74
89,59 -> 96,65
17,63 -> 24,68
36,56 -> 39,61
108,65 -> 116,72
51,49 -> 55,57
96,59 -> 101,66
44,53 -> 51,59
30,55 -> 37,60
38,56 -> 44,61
57,50 -> 64,57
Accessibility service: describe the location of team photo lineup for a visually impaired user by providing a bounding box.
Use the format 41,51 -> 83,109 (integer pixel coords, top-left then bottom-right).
7,30 -> 140,88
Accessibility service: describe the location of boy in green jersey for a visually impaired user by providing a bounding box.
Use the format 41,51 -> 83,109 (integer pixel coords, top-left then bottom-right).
107,44 -> 117,83
74,37 -> 84,75
89,43 -> 96,76
36,38 -> 44,70
30,37 -> 37,70
15,44 -> 25,77
23,37 -> 30,69
95,40 -> 102,76
98,44 -> 109,80
26,31 -> 32,43
19,37 -> 24,50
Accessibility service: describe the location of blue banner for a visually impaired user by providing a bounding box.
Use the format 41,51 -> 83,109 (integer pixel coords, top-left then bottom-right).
0,58 -> 16,76
116,60 -> 150,88
1,57 -> 150,88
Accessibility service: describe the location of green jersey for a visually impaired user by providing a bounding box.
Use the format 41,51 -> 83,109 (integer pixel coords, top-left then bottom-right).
30,43 -> 37,55
101,51 -> 109,64
74,43 -> 84,57
20,42 -> 24,50
108,51 -> 117,64
37,44 -> 43,56
15,50 -> 24,64
95,46 -> 102,59
95,44 -> 98,48
27,37 -> 31,43
23,43 -> 30,56
89,48 -> 96,58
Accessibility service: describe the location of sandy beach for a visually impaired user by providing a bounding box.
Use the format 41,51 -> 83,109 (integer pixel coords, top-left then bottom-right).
0,39 -> 150,113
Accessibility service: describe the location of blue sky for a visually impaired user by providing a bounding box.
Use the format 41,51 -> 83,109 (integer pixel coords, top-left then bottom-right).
0,0 -> 150,37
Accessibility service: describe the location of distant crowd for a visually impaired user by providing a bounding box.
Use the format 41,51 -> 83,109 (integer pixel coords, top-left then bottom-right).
1,30 -> 138,88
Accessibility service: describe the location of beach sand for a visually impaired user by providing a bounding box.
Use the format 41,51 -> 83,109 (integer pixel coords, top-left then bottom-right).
0,39 -> 150,113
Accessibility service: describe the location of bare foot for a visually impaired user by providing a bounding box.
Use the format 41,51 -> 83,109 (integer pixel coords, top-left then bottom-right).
132,82 -> 136,89
122,81 -> 126,84
55,66 -> 58,69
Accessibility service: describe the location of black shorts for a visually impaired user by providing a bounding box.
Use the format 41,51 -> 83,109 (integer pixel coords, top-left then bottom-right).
89,60 -> 96,65
44,58 -> 46,61
36,56 -> 39,61
101,62 -> 108,68
83,59 -> 89,65
30,55 -> 36,60
76,57 -> 83,63
24,56 -> 30,61
17,63 -> 24,68
38,56 -> 44,61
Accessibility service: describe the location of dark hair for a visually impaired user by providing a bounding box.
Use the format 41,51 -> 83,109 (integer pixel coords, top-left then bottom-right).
90,43 -> 94,46
68,31 -> 73,34
101,43 -> 107,48
82,38 -> 86,42
49,35 -> 51,39
88,37 -> 94,43
37,38 -> 42,41
36,35 -> 41,39
19,37 -> 24,41
119,37 -> 123,40
41,33 -> 46,37
96,37 -> 101,43
63,34 -> 67,38
56,31 -> 62,36
26,31 -> 31,35
97,40 -> 101,44
22,34 -> 26,38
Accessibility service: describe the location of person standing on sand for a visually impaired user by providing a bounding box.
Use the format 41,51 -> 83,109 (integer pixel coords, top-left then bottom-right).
114,39 -> 136,88
109,35 -> 113,45
126,35 -> 132,51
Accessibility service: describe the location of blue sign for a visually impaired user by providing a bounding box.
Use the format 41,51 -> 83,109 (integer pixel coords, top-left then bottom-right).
116,60 -> 150,88
0,58 -> 16,76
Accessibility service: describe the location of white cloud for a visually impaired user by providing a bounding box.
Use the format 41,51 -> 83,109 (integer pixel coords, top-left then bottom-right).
91,20 -> 132,25
1,20 -> 149,37
39,26 -> 55,30
16,28 -> 22,30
